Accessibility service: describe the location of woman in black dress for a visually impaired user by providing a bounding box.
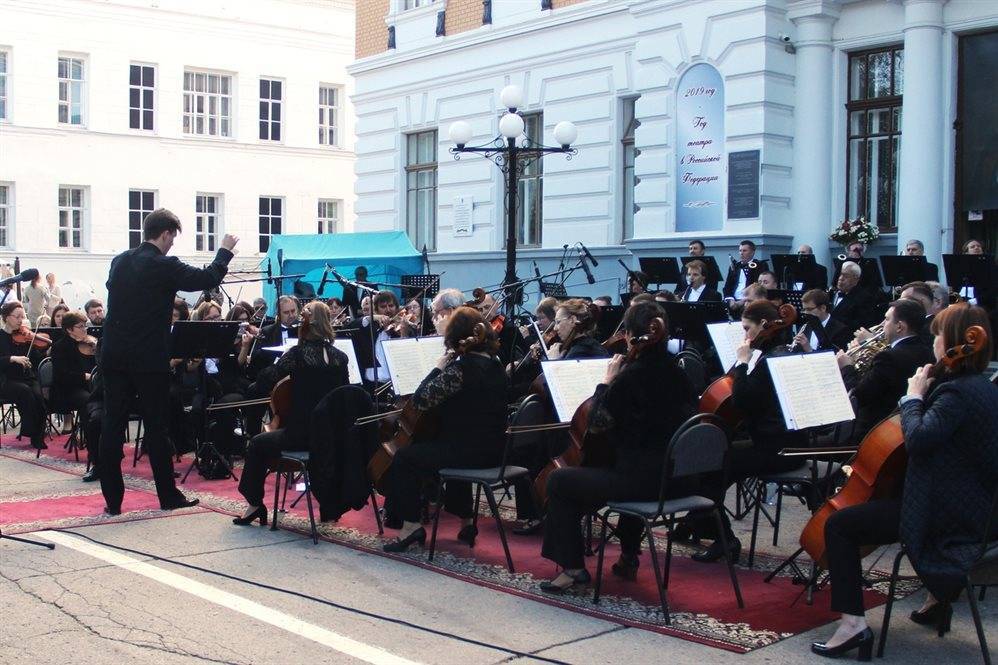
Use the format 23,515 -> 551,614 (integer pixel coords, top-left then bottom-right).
233,301 -> 350,526
49,311 -> 96,439
382,306 -> 509,552
0,301 -> 47,449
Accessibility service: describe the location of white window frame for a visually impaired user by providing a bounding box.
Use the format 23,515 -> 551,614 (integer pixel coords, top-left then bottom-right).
402,0 -> 436,9
183,69 -> 233,138
319,85 -> 340,147
196,193 -> 223,252
128,189 -> 156,249
259,77 -> 283,142
258,196 -> 283,253
129,62 -> 156,132
58,185 -> 87,250
405,130 -> 437,252
621,96 -> 639,241
58,55 -> 86,126
317,199 -> 340,234
0,49 -> 9,123
0,183 -> 13,249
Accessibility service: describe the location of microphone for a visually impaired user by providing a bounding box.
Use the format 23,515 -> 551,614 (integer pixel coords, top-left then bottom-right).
578,242 -> 598,267
578,249 -> 595,284
317,266 -> 330,296
266,259 -> 272,284
533,260 -> 542,280
0,268 -> 38,288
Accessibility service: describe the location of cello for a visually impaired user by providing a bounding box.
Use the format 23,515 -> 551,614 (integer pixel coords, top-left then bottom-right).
799,324 -> 988,568
698,303 -> 797,429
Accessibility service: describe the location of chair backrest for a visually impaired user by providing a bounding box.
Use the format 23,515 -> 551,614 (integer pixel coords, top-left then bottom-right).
657,412 -> 729,511
676,349 -> 707,396
37,357 -> 54,390
499,393 -> 548,475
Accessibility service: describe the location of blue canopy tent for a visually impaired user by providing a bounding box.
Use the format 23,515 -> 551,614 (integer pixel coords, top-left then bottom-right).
261,232 -> 424,308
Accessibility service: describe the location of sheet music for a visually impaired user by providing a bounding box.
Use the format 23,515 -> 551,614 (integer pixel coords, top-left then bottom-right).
707,321 -> 745,373
541,358 -> 611,423
766,351 -> 855,430
381,336 -> 446,396
261,338 -> 362,385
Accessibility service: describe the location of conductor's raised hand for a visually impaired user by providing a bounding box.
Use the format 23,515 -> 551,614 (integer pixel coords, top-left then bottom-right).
221,234 -> 239,252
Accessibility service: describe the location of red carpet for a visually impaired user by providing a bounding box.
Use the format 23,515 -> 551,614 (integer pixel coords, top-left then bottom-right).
0,432 -> 914,653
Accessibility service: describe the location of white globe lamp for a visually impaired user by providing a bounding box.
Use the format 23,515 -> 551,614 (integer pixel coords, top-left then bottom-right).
448,120 -> 473,147
553,120 -> 578,148
498,112 -> 525,140
499,85 -> 524,111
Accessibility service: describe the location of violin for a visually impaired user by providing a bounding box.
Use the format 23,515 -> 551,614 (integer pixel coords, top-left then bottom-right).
77,334 -> 98,357
800,323 -> 988,567
466,287 -> 505,334
12,325 -> 52,351
698,303 -> 797,429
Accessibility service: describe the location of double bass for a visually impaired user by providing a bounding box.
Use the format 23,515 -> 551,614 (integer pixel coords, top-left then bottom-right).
799,324 -> 988,567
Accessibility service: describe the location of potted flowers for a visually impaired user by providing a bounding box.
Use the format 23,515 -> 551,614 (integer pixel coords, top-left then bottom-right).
829,216 -> 880,248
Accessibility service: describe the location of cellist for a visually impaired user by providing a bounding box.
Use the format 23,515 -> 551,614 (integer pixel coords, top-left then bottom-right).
811,305 -> 997,660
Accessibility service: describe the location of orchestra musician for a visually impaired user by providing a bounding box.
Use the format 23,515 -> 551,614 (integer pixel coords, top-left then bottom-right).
722,240 -> 770,303
756,271 -> 779,292
49,311 -> 96,438
98,209 -> 236,515
679,260 -> 721,303
538,301 -> 696,591
789,245 -> 829,291
791,289 -> 851,353
340,265 -> 370,317
51,303 -> 70,329
429,289 -> 465,335
837,299 -> 935,445
233,301 -> 350,526
356,290 -> 413,388
811,304 -> 997,659
903,239 -> 939,282
381,306 -> 508,552
0,301 -> 48,450
829,261 -> 878,335
84,299 -> 105,326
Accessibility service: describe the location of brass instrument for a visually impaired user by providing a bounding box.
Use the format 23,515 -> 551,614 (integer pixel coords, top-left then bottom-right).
845,324 -> 887,373
747,260 -> 758,269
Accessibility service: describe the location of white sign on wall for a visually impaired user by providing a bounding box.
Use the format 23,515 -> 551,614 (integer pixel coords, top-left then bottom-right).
453,196 -> 473,237
675,63 -> 725,232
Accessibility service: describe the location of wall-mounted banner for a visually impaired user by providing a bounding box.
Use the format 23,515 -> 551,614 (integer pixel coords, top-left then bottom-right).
676,63 -> 725,231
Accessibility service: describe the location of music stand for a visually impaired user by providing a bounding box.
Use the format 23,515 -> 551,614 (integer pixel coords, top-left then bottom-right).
943,254 -> 996,299
771,254 -> 816,290
767,289 -> 805,312
638,257 -> 682,288
595,305 -> 624,341
880,255 -> 930,290
619,292 -> 633,307
87,326 -> 103,339
172,321 -> 242,483
662,302 -> 728,341
680,256 -> 724,289
833,257 -> 883,290
400,274 -> 441,301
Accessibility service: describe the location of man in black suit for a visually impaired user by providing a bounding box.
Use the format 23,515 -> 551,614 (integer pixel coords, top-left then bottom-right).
789,244 -> 828,290
828,261 -> 878,335
791,289 -> 851,352
340,265 -> 371,317
837,298 -> 934,443
722,239 -> 770,302
679,260 -> 722,302
904,239 -> 939,282
99,209 -> 237,514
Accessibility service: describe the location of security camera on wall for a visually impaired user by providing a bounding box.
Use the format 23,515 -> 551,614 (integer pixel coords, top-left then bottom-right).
779,33 -> 796,54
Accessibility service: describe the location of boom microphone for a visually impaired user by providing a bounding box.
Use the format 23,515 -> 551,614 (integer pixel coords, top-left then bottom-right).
578,249 -> 596,284
0,268 -> 38,288
317,266 -> 330,296
578,242 -> 598,267
533,260 -> 542,280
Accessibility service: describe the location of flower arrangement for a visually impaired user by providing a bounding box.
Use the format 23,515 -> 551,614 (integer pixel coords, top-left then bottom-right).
829,216 -> 880,246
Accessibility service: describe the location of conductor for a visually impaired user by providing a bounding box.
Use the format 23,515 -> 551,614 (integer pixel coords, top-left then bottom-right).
98,208 -> 238,514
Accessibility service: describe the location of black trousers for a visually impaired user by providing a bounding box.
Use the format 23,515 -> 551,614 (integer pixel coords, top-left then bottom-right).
826,499 -> 901,616
541,466 -> 664,570
384,441 -> 500,524
0,377 -> 45,440
238,428 -> 307,506
84,400 -> 103,466
99,369 -> 180,508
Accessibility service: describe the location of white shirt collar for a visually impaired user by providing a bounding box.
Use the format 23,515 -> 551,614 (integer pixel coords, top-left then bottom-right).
890,335 -> 915,349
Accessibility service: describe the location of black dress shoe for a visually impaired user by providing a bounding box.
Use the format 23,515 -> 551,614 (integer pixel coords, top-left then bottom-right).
910,602 -> 952,635
539,569 -> 592,594
611,553 -> 640,581
383,513 -> 403,530
161,496 -> 199,510
383,527 -> 426,553
512,518 -> 544,536
457,524 -> 478,547
811,627 -> 874,661
103,506 -> 121,516
30,437 -> 47,450
671,523 -> 699,544
81,468 -> 99,483
691,536 -> 741,563
232,505 -> 268,526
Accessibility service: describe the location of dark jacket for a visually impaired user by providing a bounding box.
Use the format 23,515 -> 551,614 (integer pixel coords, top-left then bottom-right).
797,314 -> 851,352
102,242 -> 232,372
680,285 -> 723,303
247,321 -> 293,379
828,286 -> 879,335
730,347 -> 807,455
786,262 -> 828,291
842,336 -> 935,442
900,374 -> 998,596
50,334 -> 94,407
563,334 -> 609,360
722,259 -> 770,299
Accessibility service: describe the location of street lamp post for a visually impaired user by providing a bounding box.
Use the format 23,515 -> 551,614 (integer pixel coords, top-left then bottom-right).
448,85 -> 578,319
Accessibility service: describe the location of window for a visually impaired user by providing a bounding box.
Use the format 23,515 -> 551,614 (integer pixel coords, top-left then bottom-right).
513,112 -> 543,247
259,78 -> 282,141
196,194 -> 221,252
846,46 -> 903,231
58,186 -> 85,249
183,70 -> 232,137
0,184 -> 11,247
0,51 -> 8,121
404,0 -> 436,8
258,196 -> 283,253
621,98 -> 639,240
319,86 -> 339,146
129,64 -> 155,130
405,131 -> 437,252
58,56 -> 85,125
128,190 -> 155,248
317,199 -> 339,234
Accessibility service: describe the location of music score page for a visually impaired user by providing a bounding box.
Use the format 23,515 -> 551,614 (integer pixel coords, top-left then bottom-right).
541,358 -> 611,423
766,351 -> 855,430
382,336 -> 446,396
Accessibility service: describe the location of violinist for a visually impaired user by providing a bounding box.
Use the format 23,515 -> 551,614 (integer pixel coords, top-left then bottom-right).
691,300 -> 806,564
0,301 -> 47,449
428,289 -> 464,336
51,303 -> 70,329
233,301 -> 350,526
382,307 -> 508,552
49,312 -> 96,437
357,291 -> 412,386
539,301 -> 696,592
84,298 -> 105,327
811,305 -> 997,659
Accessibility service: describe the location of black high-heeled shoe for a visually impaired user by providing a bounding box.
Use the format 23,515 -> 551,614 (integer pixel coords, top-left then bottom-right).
691,536 -> 741,563
457,524 -> 478,547
383,527 -> 426,552
811,626 -> 874,661
910,602 -> 952,635
539,568 -> 592,594
232,505 -> 268,526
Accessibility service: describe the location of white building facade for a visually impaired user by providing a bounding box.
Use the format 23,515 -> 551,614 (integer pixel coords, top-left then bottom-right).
348,0 -> 998,300
0,0 -> 356,307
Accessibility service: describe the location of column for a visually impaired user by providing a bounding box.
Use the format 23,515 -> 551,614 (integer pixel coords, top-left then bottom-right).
788,1 -> 839,268
897,0 -> 946,262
